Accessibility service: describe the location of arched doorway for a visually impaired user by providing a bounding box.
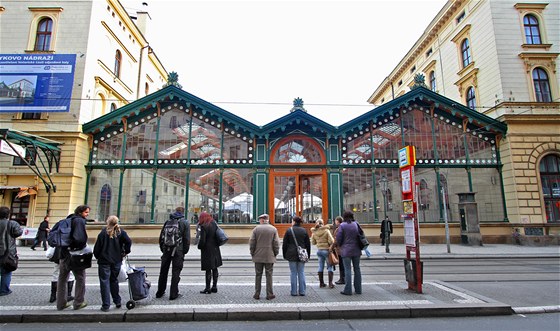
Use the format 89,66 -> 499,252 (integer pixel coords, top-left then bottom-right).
540,154 -> 560,223
269,135 -> 328,235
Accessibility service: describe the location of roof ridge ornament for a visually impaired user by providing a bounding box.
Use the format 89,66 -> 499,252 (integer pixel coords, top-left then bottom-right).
290,97 -> 306,113
163,71 -> 182,89
411,73 -> 428,90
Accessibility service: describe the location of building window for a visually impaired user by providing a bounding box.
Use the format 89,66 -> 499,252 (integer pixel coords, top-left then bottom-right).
34,17 -> 53,51
110,103 -> 117,112
523,14 -> 541,44
13,148 -> 36,166
426,48 -> 433,57
532,67 -> 552,102
540,154 -> 560,223
21,112 -> 42,120
429,71 -> 436,92
145,82 -> 149,95
114,50 -> 122,78
461,38 -> 471,68
456,11 -> 466,24
466,86 -> 476,109
10,195 -> 30,226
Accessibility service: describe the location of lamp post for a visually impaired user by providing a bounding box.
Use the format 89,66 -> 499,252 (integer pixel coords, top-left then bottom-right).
379,175 -> 390,253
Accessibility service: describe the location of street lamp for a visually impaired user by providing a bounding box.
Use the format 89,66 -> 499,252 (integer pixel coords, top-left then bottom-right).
379,175 -> 390,253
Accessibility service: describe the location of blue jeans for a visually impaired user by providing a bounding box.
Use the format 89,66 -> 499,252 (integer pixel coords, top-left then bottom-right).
98,263 -> 122,309
288,261 -> 306,295
0,265 -> 12,295
316,249 -> 333,272
342,256 -> 362,295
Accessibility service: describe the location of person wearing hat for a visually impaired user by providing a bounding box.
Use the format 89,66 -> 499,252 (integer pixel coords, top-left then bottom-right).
249,214 -> 280,300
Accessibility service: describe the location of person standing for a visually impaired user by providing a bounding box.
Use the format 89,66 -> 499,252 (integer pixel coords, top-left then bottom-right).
336,211 -> 362,295
0,206 -> 23,296
93,215 -> 132,312
56,205 -> 89,310
31,216 -> 49,251
282,216 -> 310,296
380,216 -> 393,246
311,219 -> 335,288
197,212 -> 223,294
332,216 -> 345,285
249,214 -> 280,300
156,206 -> 190,300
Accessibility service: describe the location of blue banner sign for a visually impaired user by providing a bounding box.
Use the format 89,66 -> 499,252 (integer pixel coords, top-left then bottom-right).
0,54 -> 76,112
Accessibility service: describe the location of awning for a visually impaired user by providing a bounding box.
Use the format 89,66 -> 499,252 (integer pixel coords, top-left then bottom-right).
0,186 -> 38,198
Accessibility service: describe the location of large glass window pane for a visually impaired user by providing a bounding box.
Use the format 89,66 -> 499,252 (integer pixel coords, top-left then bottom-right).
87,169 -> 121,222
416,170 -> 441,222
222,129 -> 252,164
189,168 -> 220,220
402,110 -> 434,164
119,168 -> 154,224
190,118 -> 222,165
152,168 -> 187,224
439,169 -> 470,222
471,168 -> 504,222
124,115 -> 159,164
342,168 -> 374,224
158,107 -> 192,160
372,119 -> 402,164
92,125 -> 124,164
222,168 -> 253,223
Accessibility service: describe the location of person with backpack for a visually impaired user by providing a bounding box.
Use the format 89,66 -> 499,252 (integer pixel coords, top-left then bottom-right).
93,215 -> 131,312
54,205 -> 89,310
155,207 -> 190,300
0,206 -> 23,296
197,212 -> 223,294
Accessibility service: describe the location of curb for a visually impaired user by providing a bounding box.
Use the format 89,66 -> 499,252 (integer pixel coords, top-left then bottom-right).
513,305 -> 560,314
1,303 -> 514,323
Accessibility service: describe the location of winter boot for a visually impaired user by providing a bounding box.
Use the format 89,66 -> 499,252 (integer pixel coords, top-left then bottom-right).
328,271 -> 335,288
200,270 -> 212,294
49,282 -> 57,303
318,272 -> 326,288
67,281 -> 74,302
211,269 -> 219,293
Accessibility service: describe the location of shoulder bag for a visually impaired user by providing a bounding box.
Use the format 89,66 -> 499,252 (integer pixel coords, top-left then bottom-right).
215,222 -> 228,246
290,228 -> 309,263
356,223 -> 370,250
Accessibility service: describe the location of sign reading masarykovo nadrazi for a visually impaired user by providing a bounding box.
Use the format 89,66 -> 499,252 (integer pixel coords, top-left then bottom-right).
0,54 -> 76,112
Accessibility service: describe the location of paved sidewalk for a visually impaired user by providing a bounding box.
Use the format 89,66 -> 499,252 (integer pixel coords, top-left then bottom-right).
3,243 -> 558,323
17,242 -> 560,260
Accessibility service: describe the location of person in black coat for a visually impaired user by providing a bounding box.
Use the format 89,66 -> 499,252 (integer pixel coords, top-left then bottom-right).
282,216 -> 311,296
156,207 -> 190,300
197,212 -> 223,294
31,216 -> 49,251
93,215 -> 131,312
380,216 -> 393,246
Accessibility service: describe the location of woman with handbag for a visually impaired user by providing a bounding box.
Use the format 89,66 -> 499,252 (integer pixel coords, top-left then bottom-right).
335,211 -> 362,295
93,215 -> 132,312
197,212 -> 222,294
310,219 -> 335,288
282,216 -> 310,296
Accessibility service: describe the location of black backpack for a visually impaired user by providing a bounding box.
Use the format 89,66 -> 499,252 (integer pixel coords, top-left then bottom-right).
47,217 -> 72,247
161,218 -> 181,247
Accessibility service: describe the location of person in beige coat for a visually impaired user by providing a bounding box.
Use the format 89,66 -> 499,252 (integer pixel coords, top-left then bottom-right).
311,219 -> 335,288
249,214 -> 280,300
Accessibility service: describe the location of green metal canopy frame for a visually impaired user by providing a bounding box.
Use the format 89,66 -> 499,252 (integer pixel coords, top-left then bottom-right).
0,129 -> 62,212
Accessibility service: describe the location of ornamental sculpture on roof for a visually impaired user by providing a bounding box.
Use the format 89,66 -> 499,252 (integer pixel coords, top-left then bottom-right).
164,71 -> 182,89
411,73 -> 428,90
290,97 -> 307,113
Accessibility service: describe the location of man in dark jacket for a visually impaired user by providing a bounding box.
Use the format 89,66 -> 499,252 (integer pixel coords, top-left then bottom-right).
156,206 -> 190,300
31,216 -> 49,251
0,206 -> 23,296
56,205 -> 89,311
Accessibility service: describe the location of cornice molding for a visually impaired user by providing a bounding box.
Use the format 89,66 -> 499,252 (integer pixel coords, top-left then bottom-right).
101,21 -> 137,63
28,7 -> 63,13
514,3 -> 548,11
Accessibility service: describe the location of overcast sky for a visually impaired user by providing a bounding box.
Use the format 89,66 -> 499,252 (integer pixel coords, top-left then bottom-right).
123,0 -> 447,126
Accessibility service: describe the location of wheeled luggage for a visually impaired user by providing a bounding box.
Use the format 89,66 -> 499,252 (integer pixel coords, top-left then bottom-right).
124,257 -> 151,309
